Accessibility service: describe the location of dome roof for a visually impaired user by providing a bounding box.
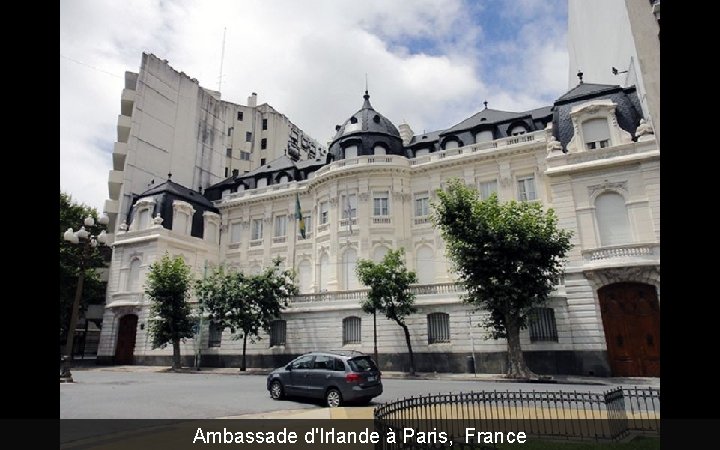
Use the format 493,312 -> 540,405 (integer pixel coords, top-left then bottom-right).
328,91 -> 405,161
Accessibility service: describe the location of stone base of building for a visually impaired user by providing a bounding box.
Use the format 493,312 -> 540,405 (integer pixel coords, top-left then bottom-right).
111,350 -> 610,377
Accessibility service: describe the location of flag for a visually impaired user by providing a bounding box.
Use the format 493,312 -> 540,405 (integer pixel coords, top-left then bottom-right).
295,193 -> 306,239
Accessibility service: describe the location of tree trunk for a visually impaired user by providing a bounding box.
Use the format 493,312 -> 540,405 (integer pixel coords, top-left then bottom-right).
373,310 -> 378,365
399,322 -> 416,376
172,338 -> 181,371
240,334 -> 248,372
504,316 -> 535,379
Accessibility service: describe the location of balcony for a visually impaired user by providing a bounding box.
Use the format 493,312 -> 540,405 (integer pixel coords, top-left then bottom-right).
582,242 -> 660,268
272,236 -> 287,245
104,199 -> 119,215
414,216 -> 431,226
108,170 -> 124,200
290,282 -> 467,304
372,217 -> 391,225
121,88 -> 135,116
117,114 -> 131,143
112,142 -> 128,171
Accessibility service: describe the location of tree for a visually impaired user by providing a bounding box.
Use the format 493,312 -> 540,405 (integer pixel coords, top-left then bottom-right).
59,192 -> 106,350
145,253 -> 195,370
195,259 -> 298,371
433,179 -> 572,379
356,249 -> 418,375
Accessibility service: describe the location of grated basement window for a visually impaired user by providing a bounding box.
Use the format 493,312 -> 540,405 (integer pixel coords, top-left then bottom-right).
529,308 -> 558,342
270,320 -> 286,347
342,316 -> 361,345
427,312 -> 450,344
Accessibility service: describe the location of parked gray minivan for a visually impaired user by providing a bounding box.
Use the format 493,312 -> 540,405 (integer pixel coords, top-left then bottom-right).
266,350 -> 383,407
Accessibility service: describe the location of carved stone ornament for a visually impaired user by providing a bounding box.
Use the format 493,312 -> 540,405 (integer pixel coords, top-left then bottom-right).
587,181 -> 628,199
152,213 -> 163,227
359,193 -> 370,202
547,135 -> 564,156
118,221 -> 128,233
635,118 -> 655,142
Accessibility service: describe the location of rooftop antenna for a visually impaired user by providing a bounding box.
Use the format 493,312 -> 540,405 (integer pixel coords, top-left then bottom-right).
218,27 -> 227,92
483,100 -> 488,110
365,73 -> 368,95
576,69 -> 584,84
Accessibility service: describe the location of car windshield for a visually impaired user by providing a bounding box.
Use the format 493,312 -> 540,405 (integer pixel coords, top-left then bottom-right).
348,356 -> 377,372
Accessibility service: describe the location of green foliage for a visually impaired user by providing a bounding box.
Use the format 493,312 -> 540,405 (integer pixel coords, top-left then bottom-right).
433,178 -> 573,338
59,191 -> 106,341
356,249 -> 418,325
195,258 -> 298,342
145,253 -> 195,349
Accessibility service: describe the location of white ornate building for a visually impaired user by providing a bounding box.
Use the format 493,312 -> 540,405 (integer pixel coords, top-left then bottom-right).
97,3 -> 660,377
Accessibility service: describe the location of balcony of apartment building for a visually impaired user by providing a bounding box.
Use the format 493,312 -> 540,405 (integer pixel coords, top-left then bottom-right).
107,170 -> 124,200
117,114 -> 131,143
112,142 -> 128,171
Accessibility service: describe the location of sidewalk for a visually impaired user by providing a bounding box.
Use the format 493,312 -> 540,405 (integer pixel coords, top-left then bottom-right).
78,364 -> 660,387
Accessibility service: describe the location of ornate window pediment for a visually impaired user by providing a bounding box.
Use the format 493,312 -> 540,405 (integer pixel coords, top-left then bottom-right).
566,100 -> 632,154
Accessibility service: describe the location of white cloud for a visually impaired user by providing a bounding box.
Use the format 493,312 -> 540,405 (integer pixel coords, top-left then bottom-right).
60,0 -> 568,212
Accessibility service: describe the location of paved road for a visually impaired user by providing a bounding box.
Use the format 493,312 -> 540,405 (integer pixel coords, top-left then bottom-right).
60,369 -> 646,419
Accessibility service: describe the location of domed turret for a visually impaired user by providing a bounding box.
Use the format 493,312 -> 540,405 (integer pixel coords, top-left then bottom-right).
328,91 -> 405,161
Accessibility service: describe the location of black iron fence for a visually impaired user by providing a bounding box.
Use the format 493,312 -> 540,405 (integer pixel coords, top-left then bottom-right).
374,386 -> 659,448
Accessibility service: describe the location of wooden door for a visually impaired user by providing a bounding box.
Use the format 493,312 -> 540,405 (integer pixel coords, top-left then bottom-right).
114,314 -> 138,365
598,283 -> 660,377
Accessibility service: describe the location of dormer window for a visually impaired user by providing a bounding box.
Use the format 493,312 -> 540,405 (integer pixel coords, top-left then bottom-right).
257,177 -> 268,189
582,118 -> 611,150
509,125 -> 527,136
350,117 -> 358,124
345,145 -> 358,159
475,130 -> 494,143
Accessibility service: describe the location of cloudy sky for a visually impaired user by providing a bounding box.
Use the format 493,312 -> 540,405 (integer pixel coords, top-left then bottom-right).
60,0 -> 568,212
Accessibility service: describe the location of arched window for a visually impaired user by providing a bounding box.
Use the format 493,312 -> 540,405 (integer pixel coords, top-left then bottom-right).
509,125 -> 527,136
342,248 -> 359,290
595,192 -> 632,246
342,317 -> 361,345
582,118 -> 611,150
427,312 -> 450,344
415,246 -> 435,284
319,253 -> 330,292
256,177 -> 268,189
298,260 -> 312,293
415,148 -> 430,157
278,175 -> 289,184
475,130 -> 494,143
127,258 -> 141,291
444,140 -> 459,150
373,246 -> 389,262
373,145 -> 386,156
345,145 -> 358,159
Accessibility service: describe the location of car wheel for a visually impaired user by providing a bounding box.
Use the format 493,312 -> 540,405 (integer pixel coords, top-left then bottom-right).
325,388 -> 342,408
269,380 -> 284,400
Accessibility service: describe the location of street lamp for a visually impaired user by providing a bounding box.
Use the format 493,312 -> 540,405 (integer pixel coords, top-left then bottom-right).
60,214 -> 110,383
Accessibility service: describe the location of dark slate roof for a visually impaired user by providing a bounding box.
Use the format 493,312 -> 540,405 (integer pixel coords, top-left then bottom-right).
442,108 -> 532,134
295,157 -> 327,169
529,105 -> 554,120
242,154 -> 295,178
139,179 -> 217,210
555,83 -> 623,105
408,130 -> 442,146
330,91 -> 401,144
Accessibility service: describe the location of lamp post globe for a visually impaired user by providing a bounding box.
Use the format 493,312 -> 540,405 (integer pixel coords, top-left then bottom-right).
60,214 -> 109,383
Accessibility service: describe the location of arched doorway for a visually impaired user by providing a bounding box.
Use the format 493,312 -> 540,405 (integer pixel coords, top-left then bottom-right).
115,314 -> 138,365
598,283 -> 660,377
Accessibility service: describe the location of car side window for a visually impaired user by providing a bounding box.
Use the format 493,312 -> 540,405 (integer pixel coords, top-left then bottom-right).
291,355 -> 314,369
312,355 -> 331,370
332,358 -> 346,371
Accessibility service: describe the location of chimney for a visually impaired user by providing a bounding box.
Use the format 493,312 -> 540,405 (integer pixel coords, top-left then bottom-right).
247,92 -> 257,107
